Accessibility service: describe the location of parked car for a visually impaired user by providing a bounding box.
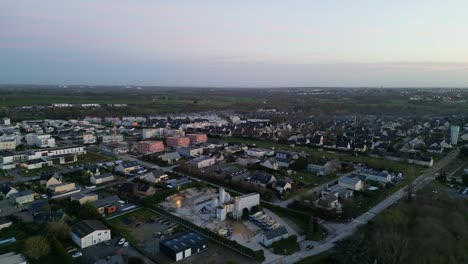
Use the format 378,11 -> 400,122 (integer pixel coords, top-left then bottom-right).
306,244 -> 314,251
123,242 -> 129,248
118,238 -> 126,246
72,252 -> 83,258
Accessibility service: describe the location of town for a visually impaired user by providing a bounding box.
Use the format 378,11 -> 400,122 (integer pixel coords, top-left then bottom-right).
0,104 -> 466,264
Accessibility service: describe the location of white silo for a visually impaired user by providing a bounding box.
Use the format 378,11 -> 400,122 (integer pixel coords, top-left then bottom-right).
219,188 -> 225,205
451,125 -> 460,145
212,197 -> 218,208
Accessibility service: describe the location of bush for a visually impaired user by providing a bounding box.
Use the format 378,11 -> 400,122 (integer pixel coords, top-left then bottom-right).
24,236 -> 50,260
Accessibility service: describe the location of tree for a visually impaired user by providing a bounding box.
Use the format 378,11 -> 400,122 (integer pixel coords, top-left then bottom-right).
290,157 -> 308,171
462,174 -> 468,187
333,236 -> 371,264
78,203 -> 103,220
24,236 -> 50,260
306,217 -> 315,240
48,221 -> 70,240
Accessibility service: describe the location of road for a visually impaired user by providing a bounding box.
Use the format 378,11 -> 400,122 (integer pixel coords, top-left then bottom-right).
271,148 -> 460,264
277,175 -> 345,207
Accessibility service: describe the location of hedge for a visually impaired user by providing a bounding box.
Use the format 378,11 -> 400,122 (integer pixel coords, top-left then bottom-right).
51,238 -> 74,264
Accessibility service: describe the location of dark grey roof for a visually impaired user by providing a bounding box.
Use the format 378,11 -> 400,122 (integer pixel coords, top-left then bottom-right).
10,190 -> 33,199
263,226 -> 288,240
92,195 -> 120,208
93,173 -> 114,180
251,171 -> 275,184
160,231 -> 207,251
71,220 -> 109,238
152,169 -> 168,178
120,161 -> 140,168
0,216 -> 11,225
339,176 -> 361,185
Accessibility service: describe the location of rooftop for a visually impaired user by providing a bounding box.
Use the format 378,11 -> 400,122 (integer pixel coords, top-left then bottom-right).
160,231 -> 207,251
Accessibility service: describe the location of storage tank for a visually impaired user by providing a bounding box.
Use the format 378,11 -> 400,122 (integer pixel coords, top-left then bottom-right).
212,197 -> 218,208
224,192 -> 231,203
219,188 -> 225,204
451,125 -> 460,145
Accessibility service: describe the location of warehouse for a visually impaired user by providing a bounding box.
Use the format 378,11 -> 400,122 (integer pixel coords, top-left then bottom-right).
160,231 -> 208,262
71,220 -> 111,248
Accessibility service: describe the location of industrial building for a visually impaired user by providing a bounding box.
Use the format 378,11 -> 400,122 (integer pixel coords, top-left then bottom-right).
213,188 -> 260,222
71,220 -> 111,248
160,231 -> 208,262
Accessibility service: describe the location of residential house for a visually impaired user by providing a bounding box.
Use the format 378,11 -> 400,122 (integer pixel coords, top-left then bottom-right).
133,183 -> 156,197
9,190 -> 34,205
0,184 -> 18,199
140,169 -> 169,184
71,220 -> 111,248
48,182 -> 76,194
315,193 -> 339,210
250,171 -> 276,187
158,152 -> 181,164
261,157 -> 279,170
166,177 -> 192,189
275,180 -> 292,194
338,175 -> 364,191
71,193 -> 99,205
177,146 -> 203,158
359,169 -> 391,184
90,173 -> 114,185
245,148 -> 274,158
260,226 -> 289,247
115,161 -> 141,174
310,135 -> 324,146
190,156 -> 216,169
92,195 -> 120,215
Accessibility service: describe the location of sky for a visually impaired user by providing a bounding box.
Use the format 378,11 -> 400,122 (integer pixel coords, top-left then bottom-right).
1,0 -> 468,87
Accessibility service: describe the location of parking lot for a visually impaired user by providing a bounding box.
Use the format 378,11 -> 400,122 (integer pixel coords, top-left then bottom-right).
75,237 -> 153,264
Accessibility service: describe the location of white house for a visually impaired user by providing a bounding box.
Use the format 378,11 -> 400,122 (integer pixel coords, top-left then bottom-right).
261,157 -> 279,170
33,134 -> 56,148
260,226 -> 289,247
90,173 -> 114,185
71,220 -> 111,248
177,146 -> 203,158
338,176 -> 363,191
190,156 -> 215,169
359,170 -> 391,183
245,148 -> 274,158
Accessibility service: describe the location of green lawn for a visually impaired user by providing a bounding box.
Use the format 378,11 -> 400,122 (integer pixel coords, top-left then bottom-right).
75,152 -> 115,165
